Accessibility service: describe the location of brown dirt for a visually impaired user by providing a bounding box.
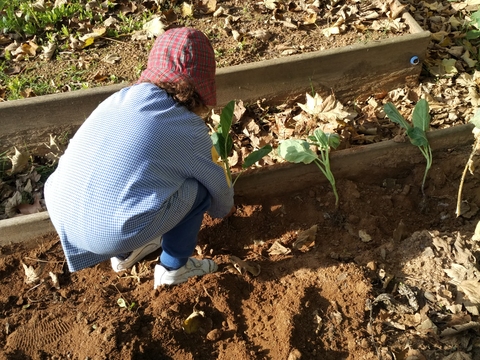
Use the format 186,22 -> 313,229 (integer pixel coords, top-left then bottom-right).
1,144 -> 480,359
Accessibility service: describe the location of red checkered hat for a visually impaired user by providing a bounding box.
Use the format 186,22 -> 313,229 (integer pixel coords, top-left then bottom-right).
138,27 -> 217,106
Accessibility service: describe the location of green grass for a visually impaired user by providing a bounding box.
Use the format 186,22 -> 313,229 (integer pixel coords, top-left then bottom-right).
1,0 -> 91,37
0,0 -> 169,99
0,0 -> 158,41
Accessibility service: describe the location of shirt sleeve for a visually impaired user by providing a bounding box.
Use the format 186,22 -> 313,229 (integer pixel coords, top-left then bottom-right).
188,129 -> 234,218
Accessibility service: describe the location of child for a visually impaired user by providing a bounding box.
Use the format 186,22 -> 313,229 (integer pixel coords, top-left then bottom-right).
44,27 -> 235,287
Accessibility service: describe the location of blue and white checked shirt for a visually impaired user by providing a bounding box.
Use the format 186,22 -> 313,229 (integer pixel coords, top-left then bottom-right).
45,83 -> 234,271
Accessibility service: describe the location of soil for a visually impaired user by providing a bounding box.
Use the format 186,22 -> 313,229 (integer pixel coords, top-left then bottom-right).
1,144 -> 480,360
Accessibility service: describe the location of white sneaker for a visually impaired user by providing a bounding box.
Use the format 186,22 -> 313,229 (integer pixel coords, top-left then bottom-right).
111,237 -> 162,272
154,258 -> 218,288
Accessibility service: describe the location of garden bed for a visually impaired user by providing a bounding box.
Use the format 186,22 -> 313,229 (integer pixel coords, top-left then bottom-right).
3,5 -> 480,359
0,8 -> 430,242
0,9 -> 429,155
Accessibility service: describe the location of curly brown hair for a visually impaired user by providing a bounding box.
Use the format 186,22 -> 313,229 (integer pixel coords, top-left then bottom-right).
139,79 -> 205,112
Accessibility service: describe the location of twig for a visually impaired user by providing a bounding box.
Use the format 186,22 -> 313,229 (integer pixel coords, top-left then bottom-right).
24,256 -> 64,264
456,137 -> 480,217
366,298 -> 382,360
103,36 -> 129,44
203,285 -> 214,301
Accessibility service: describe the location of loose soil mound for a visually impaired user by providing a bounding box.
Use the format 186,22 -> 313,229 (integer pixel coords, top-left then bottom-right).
1,144 -> 480,359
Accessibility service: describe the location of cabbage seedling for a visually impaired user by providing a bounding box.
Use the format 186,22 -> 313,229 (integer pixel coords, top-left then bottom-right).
278,128 -> 340,207
384,99 -> 432,196
211,100 -> 272,187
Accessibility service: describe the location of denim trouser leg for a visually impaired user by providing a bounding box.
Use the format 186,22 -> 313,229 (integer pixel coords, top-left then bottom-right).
160,182 -> 211,270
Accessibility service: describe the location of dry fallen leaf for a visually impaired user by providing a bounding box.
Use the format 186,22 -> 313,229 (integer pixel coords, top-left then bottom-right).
41,42 -> 56,61
143,17 -> 166,38
79,27 -> 106,44
103,54 -> 121,64
4,191 -> 22,218
16,192 -> 43,215
8,147 -> 29,175
264,0 -> 280,11
44,134 -> 66,163
303,11 -> 317,25
298,92 -> 352,123
197,0 -> 216,14
22,262 -> 44,284
457,279 -> 480,304
293,225 -> 317,250
249,30 -> 272,41
181,2 -> 194,17
49,271 -> 60,289
268,241 -> 291,255
359,229 -> 372,243
229,255 -> 261,276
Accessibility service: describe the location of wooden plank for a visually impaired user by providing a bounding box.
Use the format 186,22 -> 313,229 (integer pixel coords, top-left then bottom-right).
215,31 -> 431,105
0,24 -> 430,153
233,123 -> 474,201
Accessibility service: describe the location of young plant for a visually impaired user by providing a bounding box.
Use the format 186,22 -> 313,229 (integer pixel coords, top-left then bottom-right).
211,100 -> 272,187
117,297 -> 136,311
384,99 -> 432,196
278,128 -> 340,207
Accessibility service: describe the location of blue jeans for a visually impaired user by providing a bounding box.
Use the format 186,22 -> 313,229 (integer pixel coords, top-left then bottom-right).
159,182 -> 211,270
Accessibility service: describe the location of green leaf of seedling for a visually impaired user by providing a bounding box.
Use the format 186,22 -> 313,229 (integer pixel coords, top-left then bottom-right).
407,127 -> 429,147
211,132 -> 222,158
117,298 -> 127,308
471,10 -> 480,28
327,133 -> 341,149
242,144 -> 273,169
312,128 -> 329,148
412,99 -> 430,132
278,139 -> 318,164
470,108 -> 480,129
211,132 -> 233,161
219,100 -> 235,140
384,102 -> 411,131
311,129 -> 340,150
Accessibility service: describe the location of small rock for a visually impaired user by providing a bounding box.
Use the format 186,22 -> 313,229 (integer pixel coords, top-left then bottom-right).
288,348 -> 302,360
206,328 -> 223,341
227,319 -> 237,332
16,297 -> 24,306
366,261 -> 377,271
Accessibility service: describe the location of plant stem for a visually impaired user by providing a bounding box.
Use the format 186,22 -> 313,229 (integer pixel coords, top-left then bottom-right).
418,145 -> 432,196
314,155 -> 339,207
231,170 -> 243,188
